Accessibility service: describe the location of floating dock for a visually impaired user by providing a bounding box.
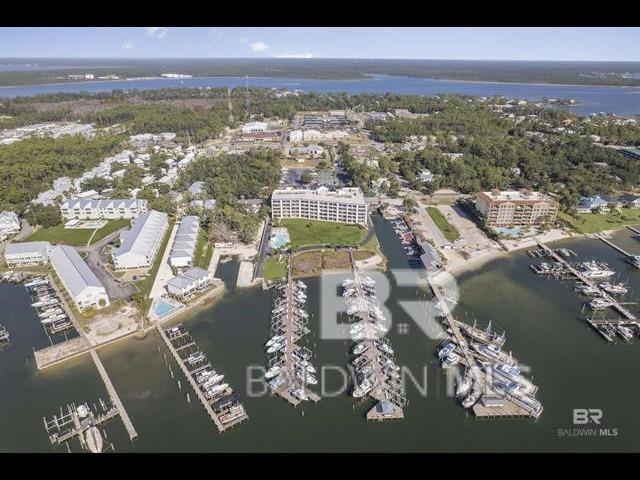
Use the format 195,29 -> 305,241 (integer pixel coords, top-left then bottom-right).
157,324 -> 248,433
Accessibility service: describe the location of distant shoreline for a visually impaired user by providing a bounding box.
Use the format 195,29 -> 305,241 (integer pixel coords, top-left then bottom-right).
1,73 -> 640,92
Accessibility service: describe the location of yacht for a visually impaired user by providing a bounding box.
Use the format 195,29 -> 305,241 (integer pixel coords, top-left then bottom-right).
628,255 -> 640,269
265,335 -> 284,347
438,342 -> 456,358
384,368 -> 400,379
205,383 -> 229,398
266,341 -> 285,354
185,352 -> 205,365
24,278 -> 48,289
442,352 -> 461,367
296,360 -> 316,373
495,363 -> 521,379
616,325 -> 635,342
352,342 -> 368,355
84,426 -> 103,454
265,365 -> 282,379
292,388 -> 308,401
599,282 -> 628,295
377,342 -> 394,355
589,298 -> 613,310
456,373 -> 474,397
195,369 -> 217,384
201,374 -> 225,389
352,378 -> 374,398
577,261 -> 615,279
461,389 -> 482,408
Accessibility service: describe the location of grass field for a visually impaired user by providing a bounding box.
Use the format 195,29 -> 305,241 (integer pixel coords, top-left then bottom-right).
263,255 -> 288,281
426,207 -> 460,242
26,219 -> 131,246
276,219 -> 367,249
192,229 -> 213,269
559,210 -> 640,234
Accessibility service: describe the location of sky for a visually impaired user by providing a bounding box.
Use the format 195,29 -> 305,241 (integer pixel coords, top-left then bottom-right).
0,27 -> 638,61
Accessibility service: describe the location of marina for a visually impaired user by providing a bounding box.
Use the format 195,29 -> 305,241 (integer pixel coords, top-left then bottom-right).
157,323 -> 249,433
265,258 -> 321,407
531,240 -> 639,342
343,249 -> 406,421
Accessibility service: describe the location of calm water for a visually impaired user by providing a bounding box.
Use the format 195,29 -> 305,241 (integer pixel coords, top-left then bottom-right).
1,75 -> 638,116
1,219 -> 639,452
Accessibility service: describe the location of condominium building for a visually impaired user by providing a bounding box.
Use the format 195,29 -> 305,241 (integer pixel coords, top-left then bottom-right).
166,267 -> 212,299
476,190 -> 558,227
60,199 -> 148,220
0,210 -> 20,241
4,241 -> 51,267
112,210 -> 169,271
271,186 -> 368,226
169,216 -> 200,268
49,245 -> 109,310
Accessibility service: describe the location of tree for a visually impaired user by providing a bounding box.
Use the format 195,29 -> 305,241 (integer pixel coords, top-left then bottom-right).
29,203 -> 61,228
403,196 -> 418,212
301,172 -> 313,184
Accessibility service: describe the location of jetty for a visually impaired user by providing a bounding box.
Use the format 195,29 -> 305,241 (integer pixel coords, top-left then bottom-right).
90,350 -> 138,441
626,225 -> 640,236
157,324 -> 248,432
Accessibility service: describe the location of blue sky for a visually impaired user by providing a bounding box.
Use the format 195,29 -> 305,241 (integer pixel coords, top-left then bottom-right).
1,27 -> 638,61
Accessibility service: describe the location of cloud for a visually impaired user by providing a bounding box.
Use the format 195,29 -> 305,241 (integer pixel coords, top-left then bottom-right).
120,41 -> 134,51
145,27 -> 168,38
249,41 -> 269,53
275,52 -> 314,59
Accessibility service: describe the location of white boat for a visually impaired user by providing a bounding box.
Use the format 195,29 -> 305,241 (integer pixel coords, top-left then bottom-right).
578,261 -> 615,279
377,342 -> 394,355
205,382 -> 229,398
589,298 -> 613,310
495,363 -> 521,379
297,361 -> 316,373
616,325 -> 635,342
629,255 -> 640,269
84,426 -> 103,453
461,389 -> 481,408
24,278 -> 48,289
185,352 -> 205,365
442,353 -> 461,367
292,388 -> 308,401
352,378 -> 373,398
265,365 -> 282,379
265,335 -> 284,347
438,342 -> 456,358
266,341 -> 285,354
456,373 -> 473,397
599,282 -> 628,295
195,369 -> 217,384
201,374 -> 225,389
352,342 -> 368,355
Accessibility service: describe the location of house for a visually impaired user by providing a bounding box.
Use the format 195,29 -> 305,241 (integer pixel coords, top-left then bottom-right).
49,245 -> 110,310
576,195 -> 618,214
166,267 -> 212,299
620,194 -> 640,209
4,241 -> 51,267
188,181 -> 206,197
169,216 -> 200,269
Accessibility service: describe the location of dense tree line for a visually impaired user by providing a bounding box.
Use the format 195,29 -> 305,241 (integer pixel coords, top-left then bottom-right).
0,134 -> 124,213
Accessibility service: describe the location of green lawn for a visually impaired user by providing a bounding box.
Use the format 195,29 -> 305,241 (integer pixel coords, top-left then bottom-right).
263,255 -> 288,281
426,207 -> 460,242
192,228 -> 213,269
276,219 -> 368,249
26,219 -> 130,246
559,209 -> 640,234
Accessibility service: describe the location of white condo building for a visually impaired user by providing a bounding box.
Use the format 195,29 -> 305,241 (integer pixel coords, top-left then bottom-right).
112,210 -> 169,271
4,241 -> 51,267
271,187 -> 368,226
169,216 -> 200,268
49,245 -> 110,310
241,121 -> 267,133
60,199 -> 148,220
166,267 -> 212,299
0,210 -> 21,240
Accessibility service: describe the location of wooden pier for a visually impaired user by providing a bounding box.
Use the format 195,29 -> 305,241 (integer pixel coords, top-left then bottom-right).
156,325 -> 248,433
626,225 -> 640,236
594,233 -> 633,257
537,239 -> 637,322
90,349 -> 138,441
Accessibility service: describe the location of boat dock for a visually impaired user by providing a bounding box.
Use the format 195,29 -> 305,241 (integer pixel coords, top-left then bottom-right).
89,349 -> 138,441
626,225 -> 640,236
157,324 -> 249,433
536,239 -> 637,322
594,233 -> 640,269
266,258 -> 321,407
345,249 -> 405,421
44,400 -> 118,452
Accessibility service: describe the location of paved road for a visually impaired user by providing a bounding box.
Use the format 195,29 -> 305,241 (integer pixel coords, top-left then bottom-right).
414,200 -> 450,247
254,217 -> 272,279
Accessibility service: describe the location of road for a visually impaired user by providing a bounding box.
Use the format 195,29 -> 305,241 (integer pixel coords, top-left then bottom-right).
413,199 -> 450,247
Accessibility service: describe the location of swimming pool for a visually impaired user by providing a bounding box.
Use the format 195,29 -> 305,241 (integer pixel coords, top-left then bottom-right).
155,300 -> 179,318
496,226 -> 523,238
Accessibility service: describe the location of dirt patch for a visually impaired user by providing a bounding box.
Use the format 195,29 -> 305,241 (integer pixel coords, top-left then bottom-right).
292,251 -> 323,277
323,250 -> 350,269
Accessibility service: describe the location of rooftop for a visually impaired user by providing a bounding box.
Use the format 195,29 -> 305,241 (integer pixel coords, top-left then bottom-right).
479,190 -> 554,202
272,187 -> 366,205
49,245 -> 105,298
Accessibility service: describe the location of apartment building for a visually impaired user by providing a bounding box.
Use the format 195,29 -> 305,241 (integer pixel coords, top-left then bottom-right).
271,187 -> 368,226
60,199 -> 148,220
112,210 -> 169,271
476,190 -> 558,227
